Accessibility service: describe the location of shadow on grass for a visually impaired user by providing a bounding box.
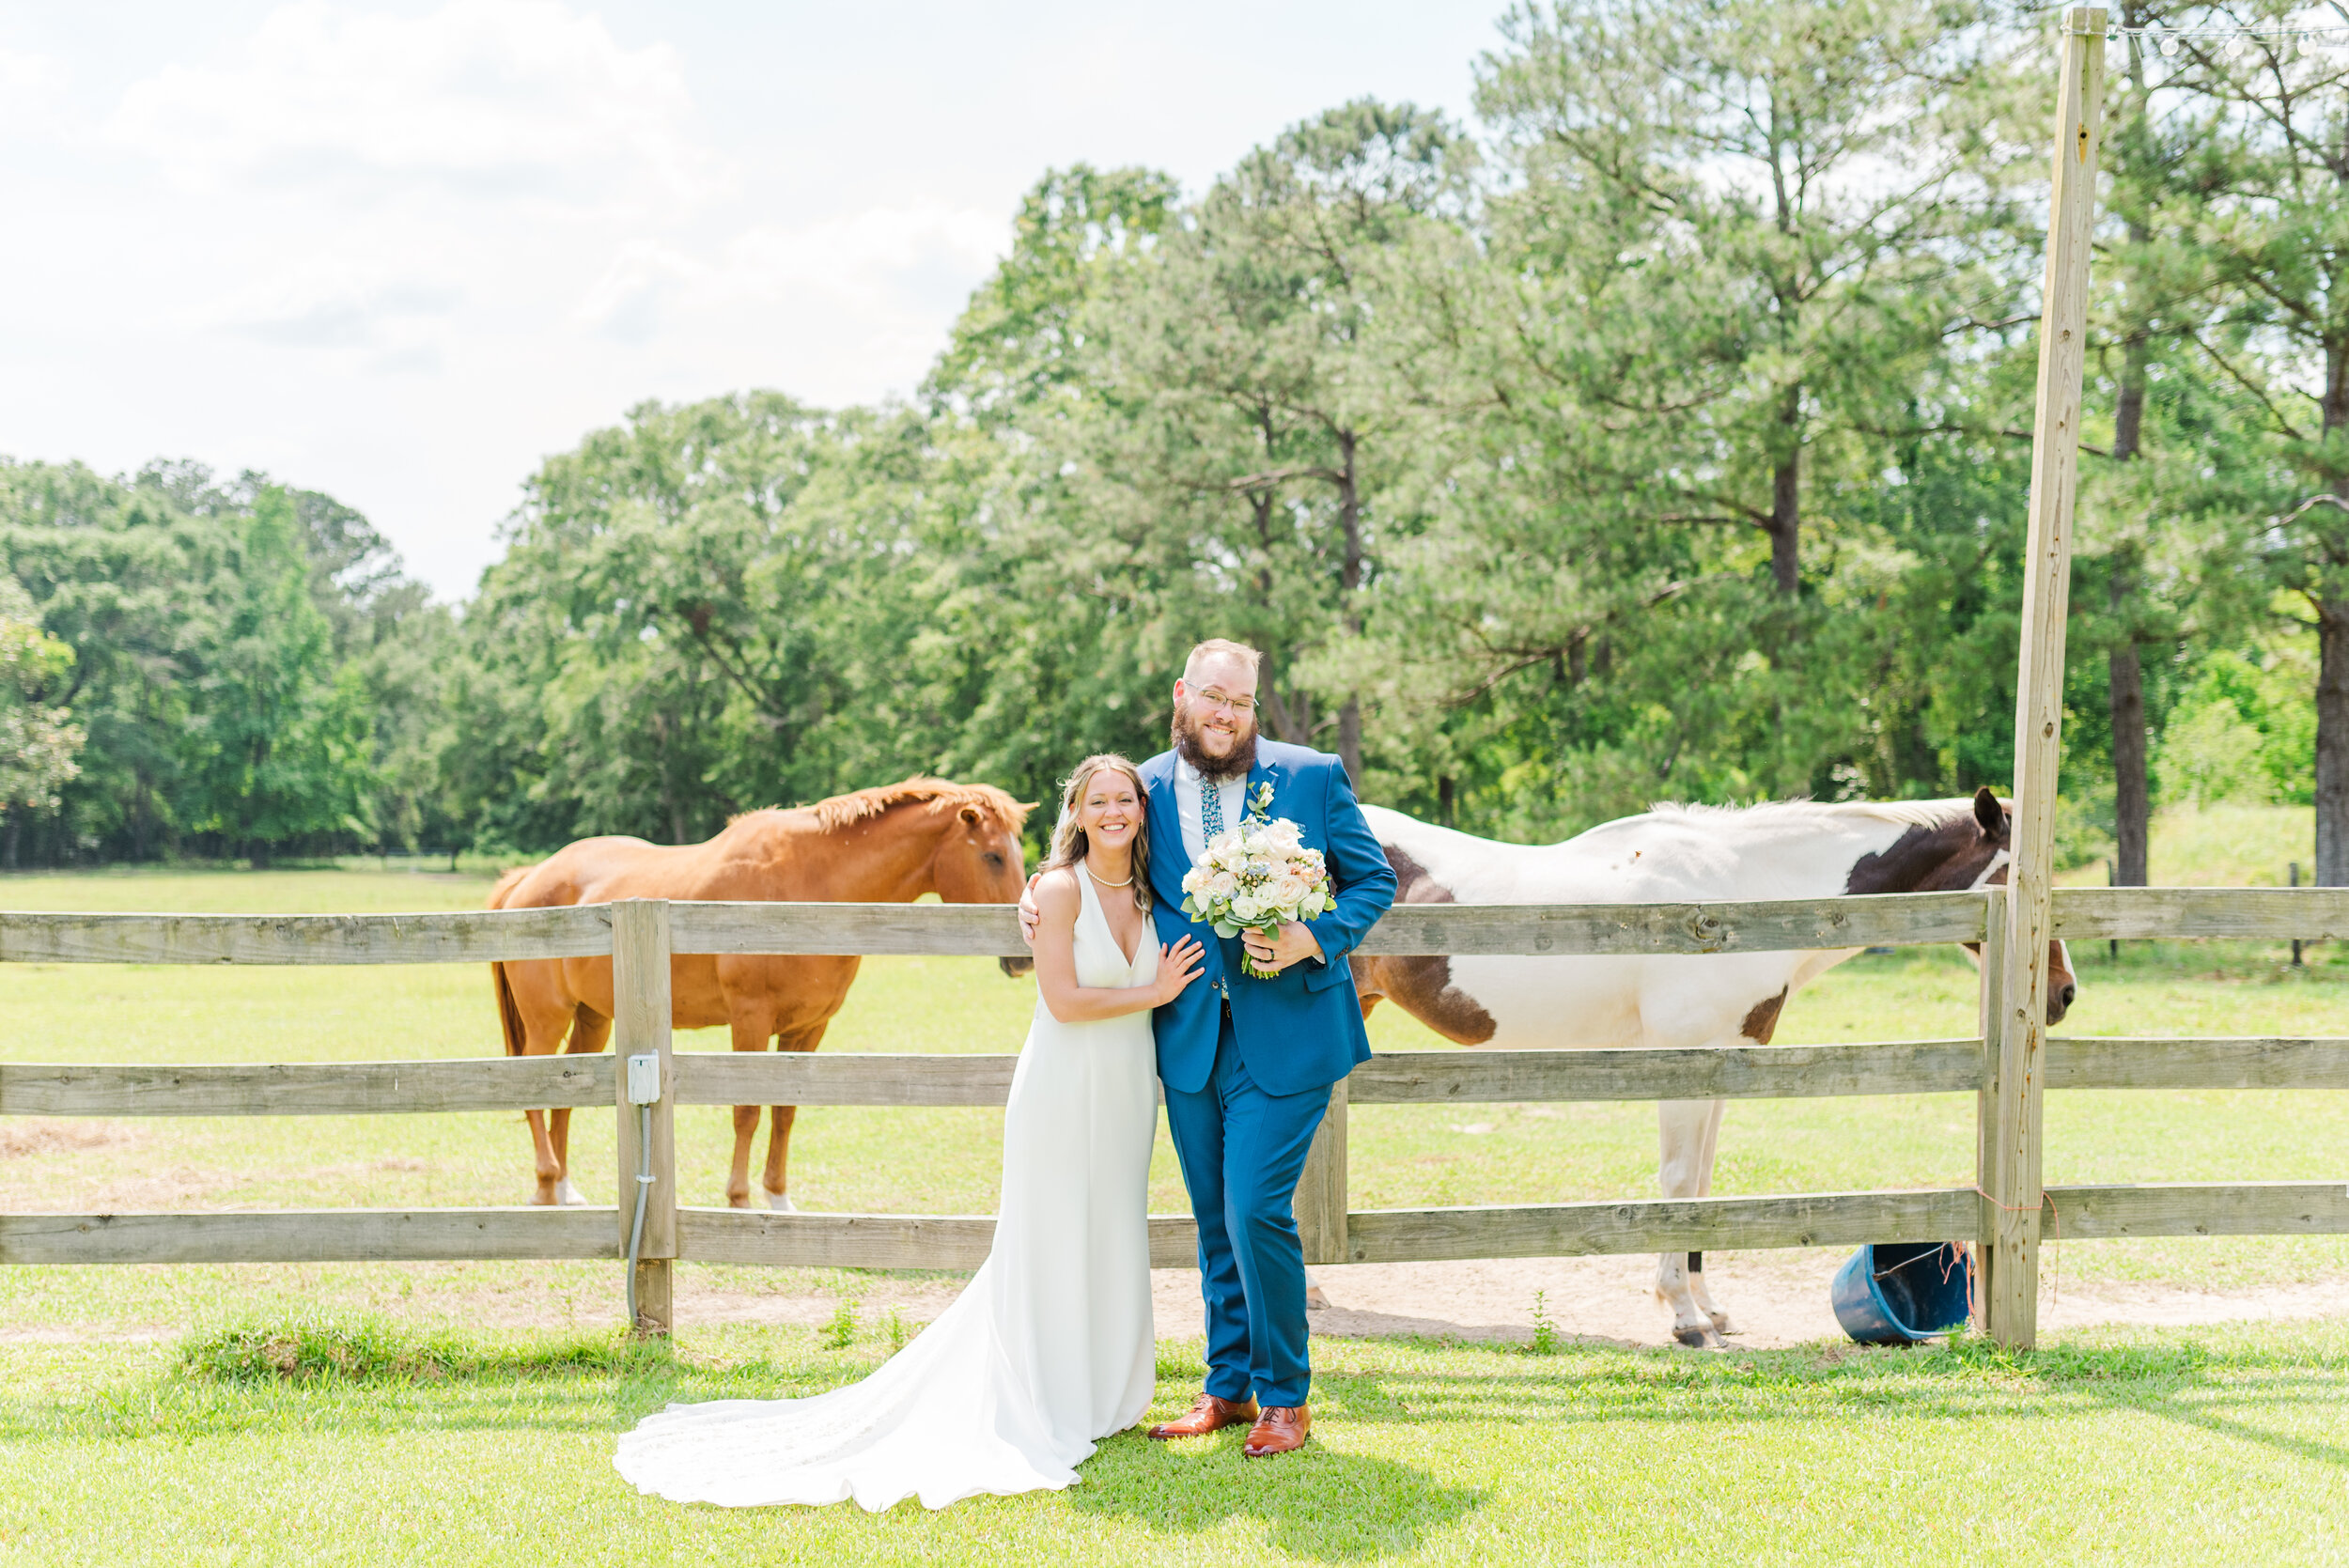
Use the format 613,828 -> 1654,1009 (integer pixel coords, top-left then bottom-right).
2042,1342 -> 2349,1472
1070,1428 -> 1484,1562
2094,1382 -> 2349,1471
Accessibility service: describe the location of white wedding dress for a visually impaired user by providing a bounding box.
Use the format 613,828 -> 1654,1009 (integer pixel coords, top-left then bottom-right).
614,868 -> 1160,1511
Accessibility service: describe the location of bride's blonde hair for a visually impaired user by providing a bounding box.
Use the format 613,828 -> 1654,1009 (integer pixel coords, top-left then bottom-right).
1044,754 -> 1152,912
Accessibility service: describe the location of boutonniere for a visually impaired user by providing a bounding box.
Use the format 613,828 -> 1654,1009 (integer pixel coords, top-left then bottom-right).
1245,780 -> 1275,824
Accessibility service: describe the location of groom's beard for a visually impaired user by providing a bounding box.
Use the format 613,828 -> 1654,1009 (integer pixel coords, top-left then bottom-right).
1172,707 -> 1258,783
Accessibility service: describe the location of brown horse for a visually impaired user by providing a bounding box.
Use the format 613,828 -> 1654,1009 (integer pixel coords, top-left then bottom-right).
490,778 -> 1034,1209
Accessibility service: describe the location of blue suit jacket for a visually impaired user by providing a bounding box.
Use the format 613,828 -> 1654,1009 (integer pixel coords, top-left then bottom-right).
1140,740 -> 1397,1097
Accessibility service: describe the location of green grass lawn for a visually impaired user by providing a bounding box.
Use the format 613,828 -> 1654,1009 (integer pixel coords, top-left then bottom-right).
5,819 -> 2349,1564
5,1319 -> 2348,1566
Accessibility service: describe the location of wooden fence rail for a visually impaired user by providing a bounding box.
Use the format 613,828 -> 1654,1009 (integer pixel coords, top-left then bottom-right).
4,885 -> 2345,965
4,887 -> 2346,1345
16,1179 -> 2349,1271
0,1057 -> 617,1116
19,1033 -> 2349,1119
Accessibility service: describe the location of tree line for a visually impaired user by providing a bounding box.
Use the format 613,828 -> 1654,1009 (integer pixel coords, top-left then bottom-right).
1,2 -> 2337,878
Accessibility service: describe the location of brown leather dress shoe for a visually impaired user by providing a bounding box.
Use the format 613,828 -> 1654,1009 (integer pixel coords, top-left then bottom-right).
1147,1392 -> 1259,1440
1242,1405 -> 1311,1457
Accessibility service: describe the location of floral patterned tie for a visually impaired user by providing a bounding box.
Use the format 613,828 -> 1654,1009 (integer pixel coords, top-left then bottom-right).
1200,773 -> 1227,849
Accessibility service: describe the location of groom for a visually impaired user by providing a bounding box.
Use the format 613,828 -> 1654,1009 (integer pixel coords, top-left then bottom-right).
1025,639 -> 1395,1457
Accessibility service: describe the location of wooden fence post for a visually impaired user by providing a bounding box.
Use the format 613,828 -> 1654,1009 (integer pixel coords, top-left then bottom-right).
1975,884 -> 2012,1332
613,898 -> 677,1338
1992,3 -> 2106,1350
1296,1080 -> 1349,1265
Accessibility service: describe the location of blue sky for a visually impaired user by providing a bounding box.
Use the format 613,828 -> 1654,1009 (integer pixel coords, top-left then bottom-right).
0,2 -> 1504,598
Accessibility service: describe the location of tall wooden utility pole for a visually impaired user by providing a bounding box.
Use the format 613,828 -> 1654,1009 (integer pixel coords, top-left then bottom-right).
1982,6 -> 2106,1349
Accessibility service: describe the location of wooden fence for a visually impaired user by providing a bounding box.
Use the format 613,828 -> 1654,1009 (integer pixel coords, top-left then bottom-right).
5,887 -> 2349,1346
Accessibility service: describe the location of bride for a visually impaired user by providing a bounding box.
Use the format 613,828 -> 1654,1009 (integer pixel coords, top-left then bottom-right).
614,753 -> 1205,1511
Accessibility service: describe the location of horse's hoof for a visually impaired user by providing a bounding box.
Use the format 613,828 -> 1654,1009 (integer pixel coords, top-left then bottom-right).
726,1194 -> 751,1210
1672,1324 -> 1725,1349
555,1178 -> 587,1207
767,1191 -> 799,1214
529,1188 -> 556,1207
1305,1284 -> 1330,1311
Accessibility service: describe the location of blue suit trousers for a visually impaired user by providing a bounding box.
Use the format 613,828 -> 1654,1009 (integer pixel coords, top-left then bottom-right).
1161,1007 -> 1330,1409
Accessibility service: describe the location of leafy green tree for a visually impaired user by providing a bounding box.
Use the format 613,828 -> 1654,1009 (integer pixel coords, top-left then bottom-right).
452,394 -> 1032,846
353,589 -> 462,855
928,163 -> 1178,422
2120,6 -> 2349,880
1477,0 -> 2015,599
0,460 -> 234,861
181,488 -> 375,864
1046,100 -> 1477,780
0,574 -> 85,868
1334,1 -> 2046,831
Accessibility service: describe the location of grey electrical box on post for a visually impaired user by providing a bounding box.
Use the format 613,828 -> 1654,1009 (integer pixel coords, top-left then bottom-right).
626,1053 -> 661,1106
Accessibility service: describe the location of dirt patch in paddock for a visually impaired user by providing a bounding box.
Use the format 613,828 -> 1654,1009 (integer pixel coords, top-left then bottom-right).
3,1253 -> 2334,1349
52,1171 -> 226,1212
675,1252 -> 2349,1350
0,1122 -> 139,1159
1264,1251 -> 2349,1349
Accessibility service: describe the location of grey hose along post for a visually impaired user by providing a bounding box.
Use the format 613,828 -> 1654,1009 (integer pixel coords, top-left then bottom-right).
626,1055 -> 660,1329
613,899 -> 677,1337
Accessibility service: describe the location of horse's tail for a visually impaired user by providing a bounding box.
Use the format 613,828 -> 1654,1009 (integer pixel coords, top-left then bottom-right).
492,962 -> 527,1057
487,865 -> 535,1058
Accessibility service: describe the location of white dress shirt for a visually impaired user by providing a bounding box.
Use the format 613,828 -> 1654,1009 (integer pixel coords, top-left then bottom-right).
1173,757 -> 1248,868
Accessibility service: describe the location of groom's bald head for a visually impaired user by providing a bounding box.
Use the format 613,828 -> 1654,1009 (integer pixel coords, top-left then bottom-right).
1182,639 -> 1262,687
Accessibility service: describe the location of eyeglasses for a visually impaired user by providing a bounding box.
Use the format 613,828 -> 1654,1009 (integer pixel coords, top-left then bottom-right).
1190,687 -> 1257,717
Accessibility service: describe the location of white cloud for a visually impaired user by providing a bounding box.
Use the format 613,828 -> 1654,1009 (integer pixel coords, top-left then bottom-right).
212,261 -> 465,349
572,204 -> 1004,348
571,238 -> 702,344
0,47 -> 70,131
722,206 -> 1006,307
5,1 -> 1493,598
106,0 -> 719,210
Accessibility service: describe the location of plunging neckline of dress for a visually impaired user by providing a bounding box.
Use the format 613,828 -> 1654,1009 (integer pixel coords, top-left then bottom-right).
1081,864 -> 1145,969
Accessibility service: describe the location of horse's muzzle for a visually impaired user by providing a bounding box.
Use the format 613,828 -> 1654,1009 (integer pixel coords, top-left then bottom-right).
999,955 -> 1034,978
2046,980 -> 2075,1025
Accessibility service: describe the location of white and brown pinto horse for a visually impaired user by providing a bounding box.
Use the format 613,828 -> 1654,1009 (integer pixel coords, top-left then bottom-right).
1350,788 -> 2076,1348
490,779 -> 1034,1210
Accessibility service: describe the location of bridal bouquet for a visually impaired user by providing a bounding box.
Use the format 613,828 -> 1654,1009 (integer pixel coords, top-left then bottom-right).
1179,795 -> 1334,978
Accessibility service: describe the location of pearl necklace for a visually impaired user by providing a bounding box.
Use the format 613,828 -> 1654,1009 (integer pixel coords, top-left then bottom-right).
1085,862 -> 1135,889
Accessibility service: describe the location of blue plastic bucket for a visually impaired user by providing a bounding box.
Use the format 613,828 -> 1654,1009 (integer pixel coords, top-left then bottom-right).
1831,1241 -> 1972,1344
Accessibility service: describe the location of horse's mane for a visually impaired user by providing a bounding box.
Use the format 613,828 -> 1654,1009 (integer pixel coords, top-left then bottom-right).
799,777 -> 1031,835
1644,798 -> 1972,831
